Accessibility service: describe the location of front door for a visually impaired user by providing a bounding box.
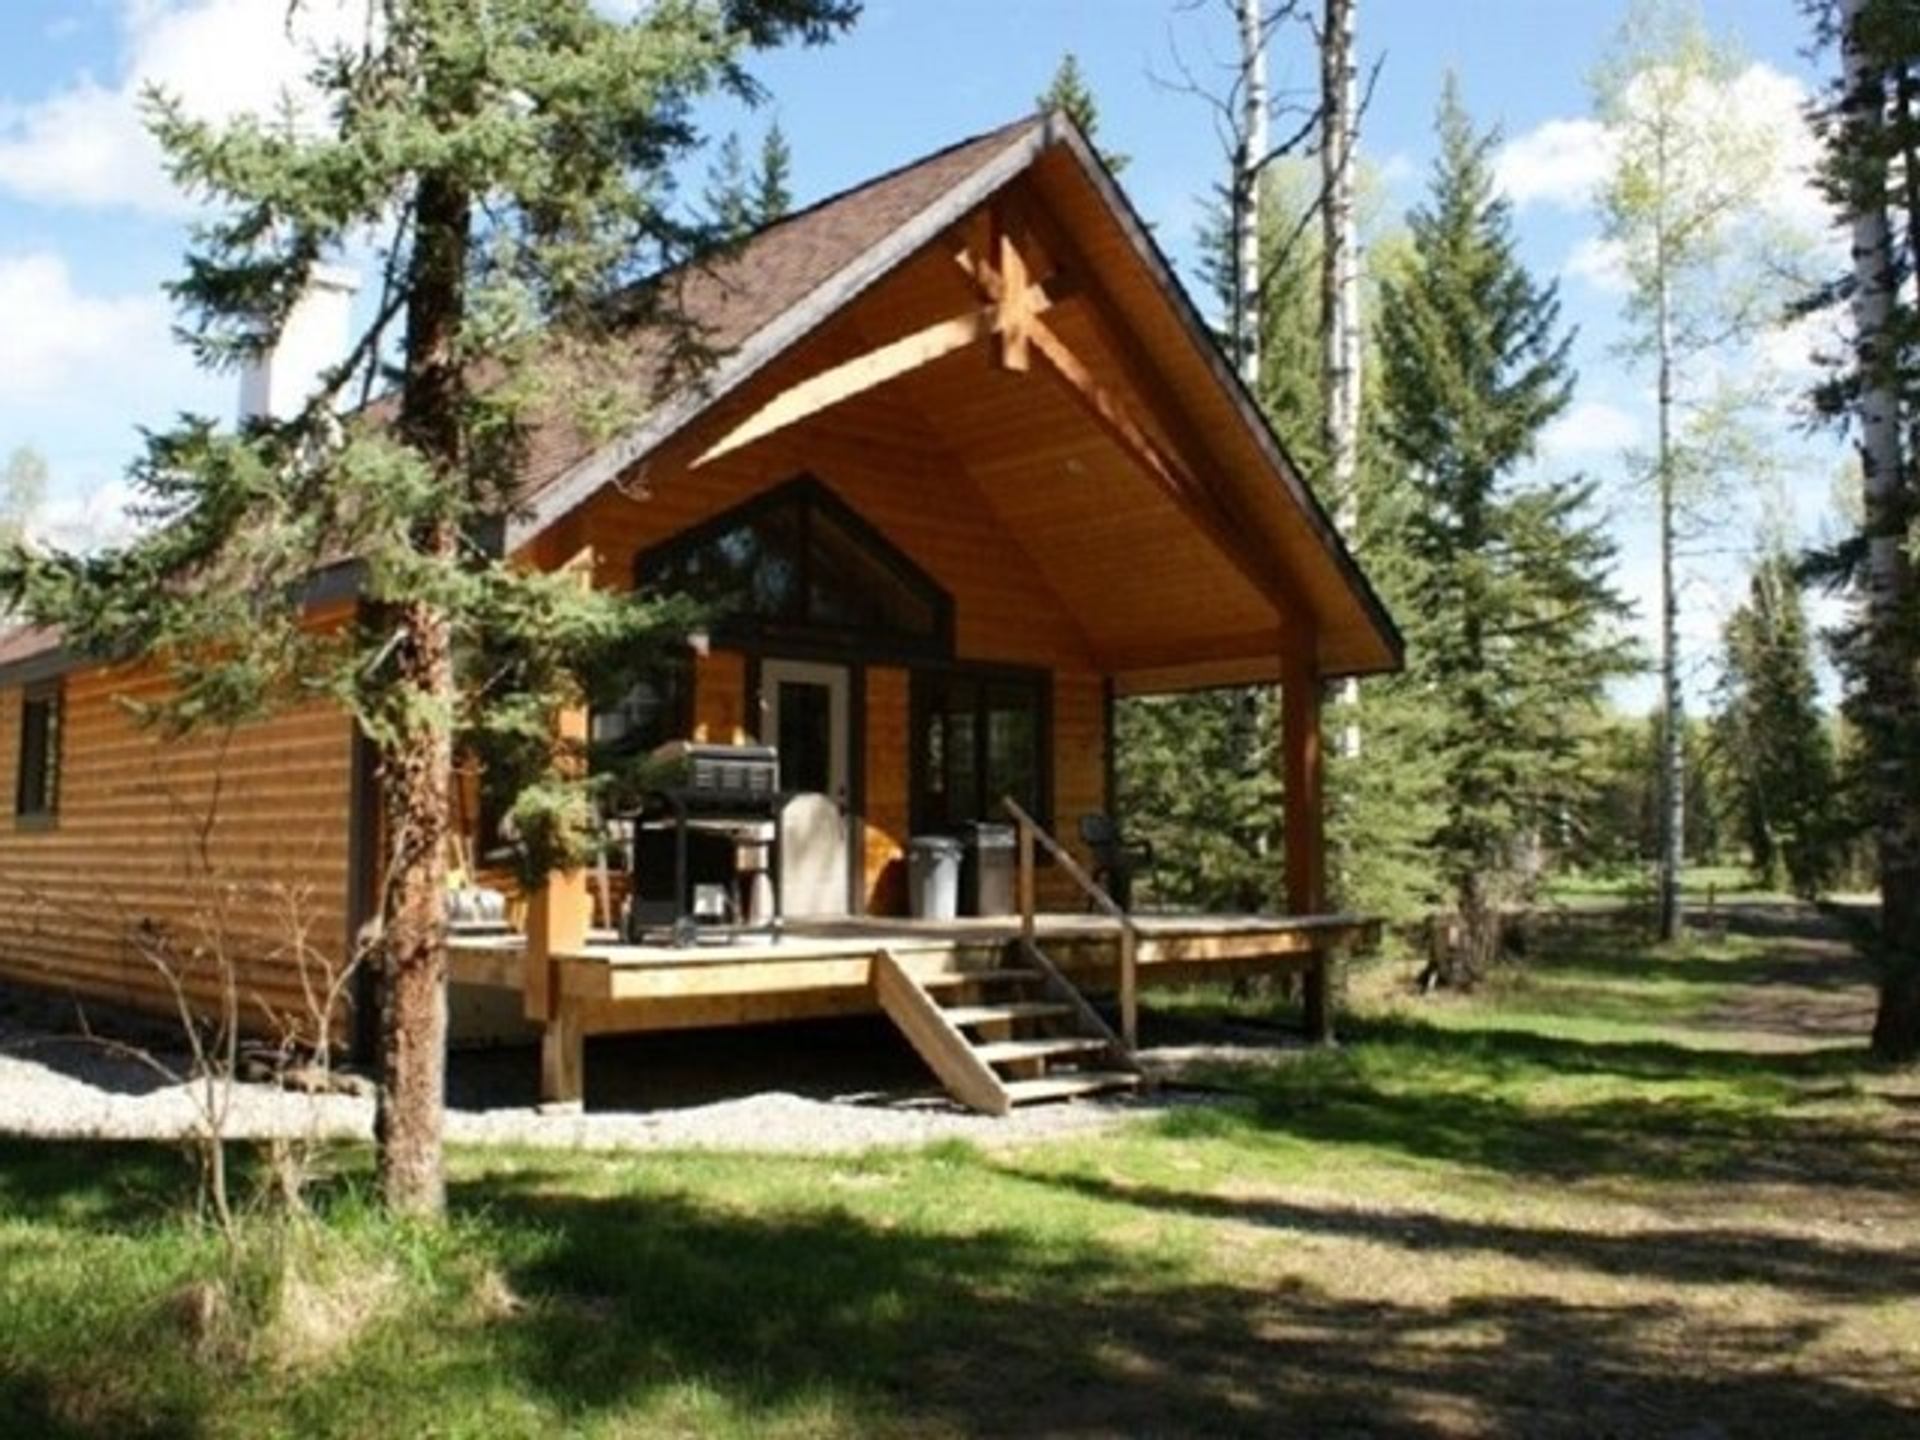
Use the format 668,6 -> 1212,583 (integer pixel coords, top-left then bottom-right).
762,659 -> 851,918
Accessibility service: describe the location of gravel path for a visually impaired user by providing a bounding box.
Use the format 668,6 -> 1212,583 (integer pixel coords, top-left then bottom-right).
0,1015 -> 1171,1155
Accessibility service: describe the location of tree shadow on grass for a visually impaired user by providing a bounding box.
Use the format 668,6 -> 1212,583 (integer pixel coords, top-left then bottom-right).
445,1164 -> 1916,1439
1170,1018 -> 1909,1197
3,1143 -> 1916,1437
1022,1165 -> 1920,1302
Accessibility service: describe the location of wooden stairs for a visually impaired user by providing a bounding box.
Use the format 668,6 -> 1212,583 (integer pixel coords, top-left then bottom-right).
872,943 -> 1139,1116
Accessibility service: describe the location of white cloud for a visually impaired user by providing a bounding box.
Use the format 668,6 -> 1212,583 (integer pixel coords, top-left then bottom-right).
1375,150 -> 1417,188
1564,234 -> 1630,294
1540,399 -> 1642,462
0,252 -> 171,402
32,477 -> 140,554
1493,117 -> 1615,210
0,0 -> 363,215
1495,63 -> 1833,244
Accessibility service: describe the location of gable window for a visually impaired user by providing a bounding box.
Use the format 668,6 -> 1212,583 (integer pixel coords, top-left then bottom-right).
15,681 -> 61,824
637,476 -> 953,662
912,669 -> 1048,834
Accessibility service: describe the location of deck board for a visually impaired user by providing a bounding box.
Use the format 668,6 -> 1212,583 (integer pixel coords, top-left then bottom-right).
451,912 -> 1374,1036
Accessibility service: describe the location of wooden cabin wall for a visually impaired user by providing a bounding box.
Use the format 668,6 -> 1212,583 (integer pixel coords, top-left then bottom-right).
863,666 -> 910,913
0,655 -> 357,1039
691,651 -> 749,742
542,382 -> 1108,913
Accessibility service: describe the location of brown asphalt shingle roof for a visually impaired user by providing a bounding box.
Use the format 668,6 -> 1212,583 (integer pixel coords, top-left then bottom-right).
514,114 -> 1044,510
0,116 -> 1047,675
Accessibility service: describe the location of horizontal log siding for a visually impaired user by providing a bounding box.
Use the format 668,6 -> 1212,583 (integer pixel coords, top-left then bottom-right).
0,660 -> 356,1037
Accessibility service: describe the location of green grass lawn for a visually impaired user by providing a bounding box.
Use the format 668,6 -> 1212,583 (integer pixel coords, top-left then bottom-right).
4,904 -> 1917,1438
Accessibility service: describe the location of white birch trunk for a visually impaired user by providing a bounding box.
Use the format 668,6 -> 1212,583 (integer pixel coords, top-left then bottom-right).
1321,0 -> 1361,753
1839,0 -> 1920,1057
1234,0 -> 1268,387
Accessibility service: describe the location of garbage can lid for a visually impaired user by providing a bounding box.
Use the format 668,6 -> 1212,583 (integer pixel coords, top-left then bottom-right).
909,834 -> 964,855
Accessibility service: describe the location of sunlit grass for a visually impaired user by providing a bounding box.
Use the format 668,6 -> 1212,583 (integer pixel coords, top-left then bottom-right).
3,905 -> 1916,1438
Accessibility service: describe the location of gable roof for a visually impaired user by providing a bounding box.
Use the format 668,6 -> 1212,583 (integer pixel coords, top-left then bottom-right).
511,111 -> 1402,677
0,112 -> 1403,685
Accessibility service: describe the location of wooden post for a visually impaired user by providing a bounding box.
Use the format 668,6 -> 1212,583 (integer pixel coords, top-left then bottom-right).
1018,814 -> 1036,947
1282,637 -> 1333,1044
1119,923 -> 1139,1051
525,550 -> 596,1108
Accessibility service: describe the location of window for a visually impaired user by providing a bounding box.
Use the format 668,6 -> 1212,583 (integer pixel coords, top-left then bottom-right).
15,682 -> 61,823
588,651 -> 693,756
638,477 -> 952,660
912,669 -> 1048,833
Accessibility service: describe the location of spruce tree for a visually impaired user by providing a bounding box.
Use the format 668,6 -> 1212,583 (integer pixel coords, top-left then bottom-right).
1378,83 -> 1632,981
1037,53 -> 1128,172
1713,549 -> 1838,897
756,122 -> 795,221
0,0 -> 855,1215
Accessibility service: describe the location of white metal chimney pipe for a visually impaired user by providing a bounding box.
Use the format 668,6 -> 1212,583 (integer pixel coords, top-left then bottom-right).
237,263 -> 360,423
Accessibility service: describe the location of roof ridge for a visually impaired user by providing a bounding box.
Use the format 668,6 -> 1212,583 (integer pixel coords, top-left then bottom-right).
722,111 -> 1045,249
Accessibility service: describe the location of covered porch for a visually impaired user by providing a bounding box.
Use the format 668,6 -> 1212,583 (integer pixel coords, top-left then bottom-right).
480,115 -> 1400,1113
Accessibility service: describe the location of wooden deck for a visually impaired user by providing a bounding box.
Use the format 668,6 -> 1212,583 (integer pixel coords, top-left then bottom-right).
450,911 -> 1375,1036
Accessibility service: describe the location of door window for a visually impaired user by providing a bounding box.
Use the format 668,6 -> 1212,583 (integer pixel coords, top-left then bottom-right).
777,680 -> 833,795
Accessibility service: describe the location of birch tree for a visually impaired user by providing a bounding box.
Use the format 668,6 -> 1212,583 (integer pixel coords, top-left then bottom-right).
1806,0 -> 1920,1059
1319,0 -> 1361,524
1593,1 -> 1789,942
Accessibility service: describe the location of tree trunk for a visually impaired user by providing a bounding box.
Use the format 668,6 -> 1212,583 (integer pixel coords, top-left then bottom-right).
374,171 -> 471,1216
1840,0 -> 1920,1060
1233,0 -> 1268,387
1321,0 -> 1362,758
1320,0 -> 1360,514
1651,251 -> 1681,940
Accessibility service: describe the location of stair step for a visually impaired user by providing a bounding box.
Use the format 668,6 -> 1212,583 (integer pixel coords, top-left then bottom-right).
974,1036 -> 1111,1066
939,1000 -> 1074,1027
1004,1071 -> 1140,1105
920,968 -> 1044,990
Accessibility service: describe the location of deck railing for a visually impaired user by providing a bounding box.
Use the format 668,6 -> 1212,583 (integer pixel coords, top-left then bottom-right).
1001,796 -> 1139,1048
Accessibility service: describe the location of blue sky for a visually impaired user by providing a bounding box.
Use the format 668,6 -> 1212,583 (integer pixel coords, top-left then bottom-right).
0,1 -> 1841,705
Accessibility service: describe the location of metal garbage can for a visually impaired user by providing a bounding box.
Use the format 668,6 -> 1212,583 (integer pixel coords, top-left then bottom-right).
908,835 -> 963,920
961,821 -> 1017,916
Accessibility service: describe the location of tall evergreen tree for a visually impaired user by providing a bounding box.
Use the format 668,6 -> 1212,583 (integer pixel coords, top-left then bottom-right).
756,121 -> 795,221
1037,52 -> 1128,172
1378,83 -> 1633,981
1712,549 -> 1839,897
0,0 -> 856,1214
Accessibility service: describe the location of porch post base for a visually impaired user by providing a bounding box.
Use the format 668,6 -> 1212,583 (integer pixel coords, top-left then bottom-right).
540,1003 -> 585,1109
1303,949 -> 1335,1045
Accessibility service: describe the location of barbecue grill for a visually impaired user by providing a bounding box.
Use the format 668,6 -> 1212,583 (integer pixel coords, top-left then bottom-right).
624,740 -> 784,946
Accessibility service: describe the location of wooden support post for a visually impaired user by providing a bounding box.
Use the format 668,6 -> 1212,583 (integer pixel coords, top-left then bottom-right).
1018,816 -> 1036,947
1119,923 -> 1139,1051
1282,638 -> 1333,1045
525,550 -> 596,1108
540,1001 -> 585,1112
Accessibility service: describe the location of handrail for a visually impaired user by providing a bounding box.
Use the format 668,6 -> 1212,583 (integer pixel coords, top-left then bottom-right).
1001,796 -> 1138,1049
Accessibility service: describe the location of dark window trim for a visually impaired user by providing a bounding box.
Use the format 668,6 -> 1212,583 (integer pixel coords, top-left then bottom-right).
633,474 -> 956,664
15,678 -> 61,829
908,660 -> 1053,838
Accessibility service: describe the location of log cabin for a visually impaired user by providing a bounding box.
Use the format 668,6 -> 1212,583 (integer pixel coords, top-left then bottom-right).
0,112 -> 1400,1114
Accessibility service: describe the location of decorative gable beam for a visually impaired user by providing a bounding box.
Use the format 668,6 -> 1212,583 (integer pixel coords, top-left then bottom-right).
692,210 -> 1072,471
692,307 -> 991,469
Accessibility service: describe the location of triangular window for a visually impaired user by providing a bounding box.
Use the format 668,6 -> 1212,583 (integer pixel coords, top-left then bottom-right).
637,476 -> 953,660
